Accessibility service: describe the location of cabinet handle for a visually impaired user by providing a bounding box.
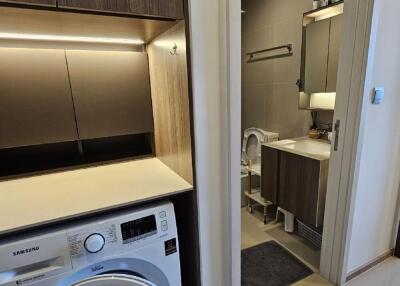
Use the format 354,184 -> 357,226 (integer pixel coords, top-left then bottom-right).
333,120 -> 340,151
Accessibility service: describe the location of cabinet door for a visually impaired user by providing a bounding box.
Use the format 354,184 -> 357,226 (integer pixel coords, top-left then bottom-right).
261,146 -> 279,204
158,0 -> 183,19
304,18 -> 330,94
65,50 -> 154,140
0,48 -> 78,149
57,0 -> 129,14
326,14 -> 343,92
58,0 -> 184,19
0,0 -> 56,6
279,152 -> 321,227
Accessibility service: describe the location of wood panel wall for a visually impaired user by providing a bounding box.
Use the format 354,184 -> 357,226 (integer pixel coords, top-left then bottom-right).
147,21 -> 193,184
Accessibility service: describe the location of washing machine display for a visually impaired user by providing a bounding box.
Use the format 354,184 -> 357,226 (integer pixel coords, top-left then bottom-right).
0,201 -> 182,286
121,215 -> 157,243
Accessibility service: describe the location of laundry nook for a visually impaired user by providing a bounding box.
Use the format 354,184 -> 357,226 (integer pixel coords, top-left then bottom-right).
1,0 -> 400,285
0,1 -> 199,286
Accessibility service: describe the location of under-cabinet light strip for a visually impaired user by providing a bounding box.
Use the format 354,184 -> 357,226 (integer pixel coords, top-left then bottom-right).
0,32 -> 144,45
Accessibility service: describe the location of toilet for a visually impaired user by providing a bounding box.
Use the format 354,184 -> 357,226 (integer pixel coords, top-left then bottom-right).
241,128 -> 279,174
241,128 -> 279,206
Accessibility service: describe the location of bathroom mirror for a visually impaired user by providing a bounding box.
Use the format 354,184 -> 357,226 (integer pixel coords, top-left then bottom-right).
298,2 -> 343,110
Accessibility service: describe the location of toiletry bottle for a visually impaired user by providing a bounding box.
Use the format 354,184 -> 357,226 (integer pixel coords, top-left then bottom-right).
320,0 -> 329,7
313,0 -> 320,9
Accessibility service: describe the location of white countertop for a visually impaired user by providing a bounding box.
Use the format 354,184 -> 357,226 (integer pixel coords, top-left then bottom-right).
0,157 -> 193,236
264,137 -> 331,160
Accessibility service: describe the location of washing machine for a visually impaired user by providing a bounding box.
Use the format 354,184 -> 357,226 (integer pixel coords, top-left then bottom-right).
0,201 -> 181,286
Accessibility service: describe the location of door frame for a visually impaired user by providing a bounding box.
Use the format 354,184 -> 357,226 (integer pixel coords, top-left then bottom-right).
320,0 -> 378,284
189,0 -> 378,285
229,0 -> 377,284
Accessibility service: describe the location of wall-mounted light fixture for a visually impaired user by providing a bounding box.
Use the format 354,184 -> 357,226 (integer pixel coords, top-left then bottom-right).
0,32 -> 144,45
305,2 -> 344,22
310,92 -> 336,110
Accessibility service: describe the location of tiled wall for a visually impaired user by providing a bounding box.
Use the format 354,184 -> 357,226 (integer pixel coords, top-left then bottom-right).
242,0 -> 333,139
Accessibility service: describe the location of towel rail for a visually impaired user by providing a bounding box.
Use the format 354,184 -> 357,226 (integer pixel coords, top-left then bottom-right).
246,44 -> 293,60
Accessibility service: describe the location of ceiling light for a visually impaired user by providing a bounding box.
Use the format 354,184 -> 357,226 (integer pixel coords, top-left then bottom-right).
0,32 -> 144,45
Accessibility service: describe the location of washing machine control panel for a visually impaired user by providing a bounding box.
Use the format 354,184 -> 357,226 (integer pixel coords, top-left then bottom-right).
66,202 -> 177,269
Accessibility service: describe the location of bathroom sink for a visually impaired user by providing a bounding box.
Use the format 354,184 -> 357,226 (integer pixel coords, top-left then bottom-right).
265,138 -> 331,160
285,140 -> 330,155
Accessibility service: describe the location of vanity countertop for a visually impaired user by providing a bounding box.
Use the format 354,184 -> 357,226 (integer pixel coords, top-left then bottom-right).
0,157 -> 192,236
263,137 -> 331,161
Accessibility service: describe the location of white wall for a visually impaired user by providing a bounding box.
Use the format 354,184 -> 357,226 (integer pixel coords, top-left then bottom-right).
346,0 -> 400,274
188,0 -> 241,285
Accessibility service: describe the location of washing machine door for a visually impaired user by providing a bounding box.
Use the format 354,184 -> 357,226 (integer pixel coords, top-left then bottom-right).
72,274 -> 156,286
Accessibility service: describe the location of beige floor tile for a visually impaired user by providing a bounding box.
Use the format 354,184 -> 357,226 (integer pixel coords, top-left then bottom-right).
345,257 -> 400,286
291,273 -> 333,286
266,227 -> 320,270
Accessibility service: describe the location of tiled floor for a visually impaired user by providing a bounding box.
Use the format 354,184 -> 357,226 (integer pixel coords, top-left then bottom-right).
241,206 -> 400,286
241,207 -> 321,271
345,257 -> 400,286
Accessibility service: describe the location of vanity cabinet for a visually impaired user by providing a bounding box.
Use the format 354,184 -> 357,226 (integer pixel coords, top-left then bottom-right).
261,147 -> 279,204
261,145 -> 329,227
0,0 -> 56,6
279,152 -> 328,227
57,0 -> 184,19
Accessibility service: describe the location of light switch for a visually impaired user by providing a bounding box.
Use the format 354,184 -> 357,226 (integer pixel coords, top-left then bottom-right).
372,87 -> 384,104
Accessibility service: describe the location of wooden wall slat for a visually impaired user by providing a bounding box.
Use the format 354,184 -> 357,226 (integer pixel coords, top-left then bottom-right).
147,21 -> 193,184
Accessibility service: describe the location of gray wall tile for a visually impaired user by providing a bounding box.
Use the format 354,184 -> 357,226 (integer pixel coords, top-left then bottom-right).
242,0 -> 333,139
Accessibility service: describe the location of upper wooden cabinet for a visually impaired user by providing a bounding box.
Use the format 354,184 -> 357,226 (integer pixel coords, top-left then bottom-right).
303,14 -> 343,95
65,50 -> 154,140
0,0 -> 56,6
57,0 -> 184,19
304,18 -> 330,95
326,14 -> 343,92
0,48 -> 79,149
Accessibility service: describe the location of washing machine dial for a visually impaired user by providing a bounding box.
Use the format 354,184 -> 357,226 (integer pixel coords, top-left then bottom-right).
84,233 -> 105,254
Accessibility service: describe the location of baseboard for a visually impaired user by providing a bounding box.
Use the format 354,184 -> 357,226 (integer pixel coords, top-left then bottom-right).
345,249 -> 394,282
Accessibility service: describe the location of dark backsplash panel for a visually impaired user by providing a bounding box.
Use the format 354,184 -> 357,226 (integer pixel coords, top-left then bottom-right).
0,133 -> 153,178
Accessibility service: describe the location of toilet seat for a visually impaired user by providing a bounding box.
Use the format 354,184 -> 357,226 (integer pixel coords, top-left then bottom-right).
242,128 -> 271,165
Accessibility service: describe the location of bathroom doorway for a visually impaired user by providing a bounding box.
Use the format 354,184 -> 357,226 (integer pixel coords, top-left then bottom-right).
238,0 -> 371,285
